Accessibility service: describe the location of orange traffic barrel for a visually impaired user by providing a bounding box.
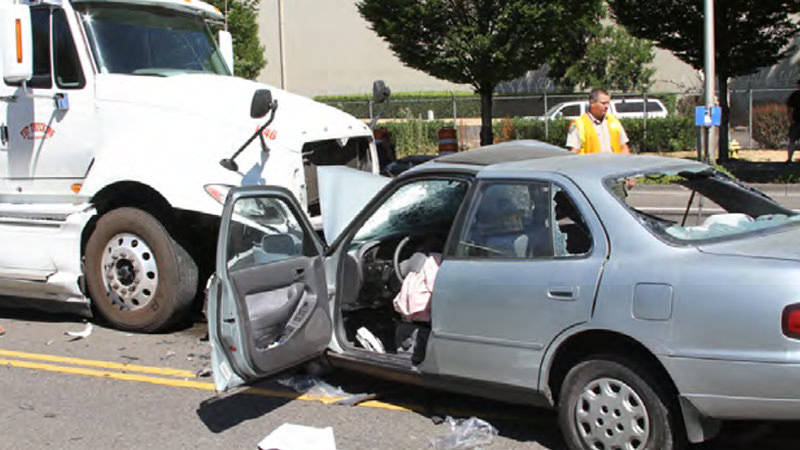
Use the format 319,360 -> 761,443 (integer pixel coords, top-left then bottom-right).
438,127 -> 457,153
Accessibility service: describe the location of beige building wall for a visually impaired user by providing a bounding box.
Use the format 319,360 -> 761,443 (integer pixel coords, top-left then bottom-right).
257,0 -> 467,97
256,1 -> 702,97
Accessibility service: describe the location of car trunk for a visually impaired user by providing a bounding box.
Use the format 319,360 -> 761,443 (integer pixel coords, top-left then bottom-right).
698,226 -> 800,262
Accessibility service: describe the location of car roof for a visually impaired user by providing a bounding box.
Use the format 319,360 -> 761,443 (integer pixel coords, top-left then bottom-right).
434,140 -> 573,166
407,140 -> 707,181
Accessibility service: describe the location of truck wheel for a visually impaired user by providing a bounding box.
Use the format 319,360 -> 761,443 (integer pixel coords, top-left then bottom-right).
558,356 -> 685,450
85,207 -> 198,332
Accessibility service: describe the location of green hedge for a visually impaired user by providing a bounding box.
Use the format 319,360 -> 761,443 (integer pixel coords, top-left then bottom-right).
378,120 -> 455,157
492,116 -> 695,152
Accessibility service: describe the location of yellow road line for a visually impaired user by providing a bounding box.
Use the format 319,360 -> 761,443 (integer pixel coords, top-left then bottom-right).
0,358 -> 215,390
0,355 -> 410,412
0,349 -> 196,378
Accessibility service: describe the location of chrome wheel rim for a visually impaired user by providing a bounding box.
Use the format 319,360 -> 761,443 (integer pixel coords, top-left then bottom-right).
575,376 -> 650,450
101,233 -> 158,311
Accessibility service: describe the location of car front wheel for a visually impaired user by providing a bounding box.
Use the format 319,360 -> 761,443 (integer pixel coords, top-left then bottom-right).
85,207 -> 197,332
558,356 -> 685,450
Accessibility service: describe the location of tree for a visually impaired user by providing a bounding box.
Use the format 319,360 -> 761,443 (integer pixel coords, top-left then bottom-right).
563,26 -> 655,92
206,0 -> 266,80
609,0 -> 800,160
357,0 -> 603,146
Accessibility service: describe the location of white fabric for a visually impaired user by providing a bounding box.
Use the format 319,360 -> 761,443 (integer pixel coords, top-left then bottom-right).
393,253 -> 441,322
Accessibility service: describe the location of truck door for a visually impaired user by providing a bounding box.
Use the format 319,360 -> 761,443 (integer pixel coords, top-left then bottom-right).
208,186 -> 332,392
2,5 -> 94,195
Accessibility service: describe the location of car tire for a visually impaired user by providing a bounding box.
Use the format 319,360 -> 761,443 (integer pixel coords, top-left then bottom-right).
558,356 -> 685,450
85,207 -> 198,332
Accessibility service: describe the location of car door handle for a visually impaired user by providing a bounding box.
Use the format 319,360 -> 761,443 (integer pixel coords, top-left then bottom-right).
547,286 -> 577,301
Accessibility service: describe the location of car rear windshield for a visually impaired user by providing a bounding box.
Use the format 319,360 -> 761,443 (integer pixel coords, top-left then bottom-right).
608,168 -> 799,243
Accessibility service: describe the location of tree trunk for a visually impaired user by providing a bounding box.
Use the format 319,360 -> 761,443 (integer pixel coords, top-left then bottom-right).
718,73 -> 729,162
479,89 -> 494,146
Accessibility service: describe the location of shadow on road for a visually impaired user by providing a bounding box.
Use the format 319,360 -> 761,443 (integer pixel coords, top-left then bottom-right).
0,296 -> 89,324
196,386 -> 296,433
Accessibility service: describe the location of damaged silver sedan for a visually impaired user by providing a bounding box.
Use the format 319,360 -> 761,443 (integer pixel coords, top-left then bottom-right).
207,140 -> 800,450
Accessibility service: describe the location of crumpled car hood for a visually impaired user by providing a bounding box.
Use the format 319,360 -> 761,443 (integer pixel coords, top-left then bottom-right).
318,166 -> 390,244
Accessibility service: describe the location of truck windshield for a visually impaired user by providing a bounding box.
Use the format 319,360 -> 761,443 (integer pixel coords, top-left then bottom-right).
74,3 -> 230,76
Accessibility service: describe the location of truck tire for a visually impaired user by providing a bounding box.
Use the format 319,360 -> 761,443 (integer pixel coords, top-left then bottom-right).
85,207 -> 198,332
558,356 -> 685,450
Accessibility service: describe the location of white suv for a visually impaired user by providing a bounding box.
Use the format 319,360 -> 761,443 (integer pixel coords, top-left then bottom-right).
541,98 -> 668,120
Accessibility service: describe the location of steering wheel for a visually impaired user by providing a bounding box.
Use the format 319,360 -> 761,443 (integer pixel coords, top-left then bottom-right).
393,236 -> 413,282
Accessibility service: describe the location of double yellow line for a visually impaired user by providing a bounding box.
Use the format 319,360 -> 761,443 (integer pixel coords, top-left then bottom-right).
0,348 -> 215,390
0,348 -> 409,411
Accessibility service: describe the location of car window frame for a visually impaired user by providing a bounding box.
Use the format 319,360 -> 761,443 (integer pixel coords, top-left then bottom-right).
446,177 -> 599,262
326,172 -> 476,257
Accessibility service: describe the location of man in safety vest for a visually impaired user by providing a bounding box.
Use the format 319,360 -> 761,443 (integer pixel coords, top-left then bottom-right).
567,89 -> 631,154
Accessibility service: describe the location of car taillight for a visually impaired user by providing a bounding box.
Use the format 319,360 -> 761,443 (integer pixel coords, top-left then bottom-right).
782,304 -> 800,339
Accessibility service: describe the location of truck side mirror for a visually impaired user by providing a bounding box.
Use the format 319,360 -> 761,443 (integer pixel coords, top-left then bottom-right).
372,80 -> 390,104
218,30 -> 234,75
250,89 -> 273,118
0,4 -> 33,84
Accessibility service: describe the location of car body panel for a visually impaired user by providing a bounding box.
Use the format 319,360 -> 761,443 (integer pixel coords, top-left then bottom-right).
209,143 -> 800,438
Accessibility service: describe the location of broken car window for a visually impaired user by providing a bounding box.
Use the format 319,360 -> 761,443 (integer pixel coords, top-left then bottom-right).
351,179 -> 468,246
609,168 -> 799,243
226,196 -> 315,271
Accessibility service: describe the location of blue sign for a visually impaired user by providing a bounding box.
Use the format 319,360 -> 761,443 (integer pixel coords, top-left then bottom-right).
695,106 -> 722,127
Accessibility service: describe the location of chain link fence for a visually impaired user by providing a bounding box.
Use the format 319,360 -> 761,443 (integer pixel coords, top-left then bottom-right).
320,88 -> 796,150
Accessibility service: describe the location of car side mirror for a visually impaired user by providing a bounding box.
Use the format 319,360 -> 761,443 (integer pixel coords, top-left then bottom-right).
372,80 -> 391,104
250,89 -> 273,118
218,30 -> 234,75
1,4 -> 33,84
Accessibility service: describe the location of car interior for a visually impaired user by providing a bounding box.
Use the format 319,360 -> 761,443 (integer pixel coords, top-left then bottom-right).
336,177 -> 469,364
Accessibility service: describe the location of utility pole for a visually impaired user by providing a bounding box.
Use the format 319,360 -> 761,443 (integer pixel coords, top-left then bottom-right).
702,0 -> 715,163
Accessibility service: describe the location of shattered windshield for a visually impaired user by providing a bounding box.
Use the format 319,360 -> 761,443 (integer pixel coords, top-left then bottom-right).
351,179 -> 468,246
75,3 -> 230,76
609,168 -> 799,243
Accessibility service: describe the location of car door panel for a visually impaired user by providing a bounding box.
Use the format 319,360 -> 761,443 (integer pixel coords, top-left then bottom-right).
210,186 -> 331,391
424,176 -> 607,390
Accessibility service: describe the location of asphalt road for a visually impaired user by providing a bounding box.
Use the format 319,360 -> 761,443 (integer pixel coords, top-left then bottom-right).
1,298 -> 800,450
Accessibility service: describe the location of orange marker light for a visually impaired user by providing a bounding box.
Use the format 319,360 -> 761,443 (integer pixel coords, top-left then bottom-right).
71,183 -> 82,194
15,19 -> 22,63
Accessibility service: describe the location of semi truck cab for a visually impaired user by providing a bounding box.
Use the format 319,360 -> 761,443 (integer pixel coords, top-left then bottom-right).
0,0 -> 378,331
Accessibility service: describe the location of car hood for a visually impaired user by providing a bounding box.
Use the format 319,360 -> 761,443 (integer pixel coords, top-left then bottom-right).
698,225 -> 800,262
318,166 -> 390,245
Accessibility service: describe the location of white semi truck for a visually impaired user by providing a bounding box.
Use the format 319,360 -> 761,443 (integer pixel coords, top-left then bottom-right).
0,0 -> 378,331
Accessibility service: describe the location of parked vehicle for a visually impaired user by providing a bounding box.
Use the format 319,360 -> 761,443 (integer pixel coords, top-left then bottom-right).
0,0 -> 377,331
209,139 -> 800,449
540,98 -> 668,120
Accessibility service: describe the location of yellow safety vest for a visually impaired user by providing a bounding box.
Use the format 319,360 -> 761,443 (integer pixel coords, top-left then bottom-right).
571,112 -> 624,154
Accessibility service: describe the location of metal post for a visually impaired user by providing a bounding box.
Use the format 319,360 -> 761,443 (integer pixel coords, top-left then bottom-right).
277,0 -> 287,90
643,91 -> 648,148
748,88 -> 753,149
368,100 -> 373,122
452,92 -> 457,124
544,91 -> 549,140
703,0 -> 716,163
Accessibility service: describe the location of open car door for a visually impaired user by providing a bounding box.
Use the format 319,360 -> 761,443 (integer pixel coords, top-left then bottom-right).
208,186 -> 331,392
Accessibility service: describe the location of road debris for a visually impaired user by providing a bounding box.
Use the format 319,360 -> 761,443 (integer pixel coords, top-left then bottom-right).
195,367 -> 212,378
257,423 -> 336,450
277,375 -> 348,399
65,323 -> 93,341
430,416 -> 498,450
0,324 -> 5,336
331,392 -> 378,407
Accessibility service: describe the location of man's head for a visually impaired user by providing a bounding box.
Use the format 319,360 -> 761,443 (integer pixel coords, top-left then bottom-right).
588,88 -> 610,120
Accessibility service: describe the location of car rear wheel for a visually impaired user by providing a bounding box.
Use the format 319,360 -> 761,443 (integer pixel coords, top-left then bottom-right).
85,207 -> 197,332
558,356 -> 685,450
